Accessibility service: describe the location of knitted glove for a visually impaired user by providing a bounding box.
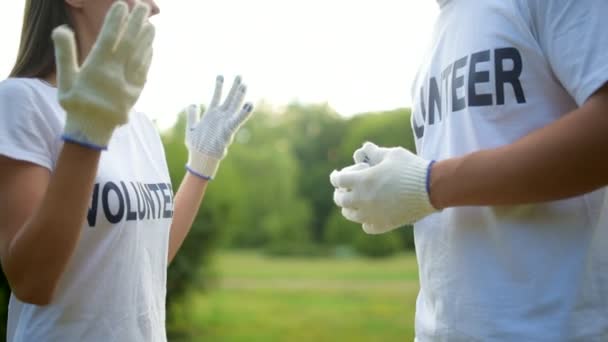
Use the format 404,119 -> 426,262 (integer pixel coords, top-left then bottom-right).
185,76 -> 254,180
330,142 -> 438,234
52,1 -> 154,149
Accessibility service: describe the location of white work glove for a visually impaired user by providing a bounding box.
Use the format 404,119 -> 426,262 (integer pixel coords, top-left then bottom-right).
185,76 -> 254,180
330,142 -> 438,234
52,1 -> 154,149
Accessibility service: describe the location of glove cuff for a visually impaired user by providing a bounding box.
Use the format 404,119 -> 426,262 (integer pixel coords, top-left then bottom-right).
397,157 -> 438,218
186,149 -> 221,180
63,113 -> 118,150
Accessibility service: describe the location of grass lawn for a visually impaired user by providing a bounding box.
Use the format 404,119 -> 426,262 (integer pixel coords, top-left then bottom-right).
169,251 -> 420,342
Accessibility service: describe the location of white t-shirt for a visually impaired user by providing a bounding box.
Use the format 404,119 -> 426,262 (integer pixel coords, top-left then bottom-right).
0,78 -> 173,342
411,0 -> 608,340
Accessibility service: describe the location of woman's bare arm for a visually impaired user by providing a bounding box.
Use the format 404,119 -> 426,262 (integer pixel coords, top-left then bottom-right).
0,144 -> 100,305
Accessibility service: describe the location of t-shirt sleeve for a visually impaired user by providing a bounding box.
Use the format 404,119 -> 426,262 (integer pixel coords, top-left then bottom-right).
530,0 -> 608,106
0,80 -> 57,170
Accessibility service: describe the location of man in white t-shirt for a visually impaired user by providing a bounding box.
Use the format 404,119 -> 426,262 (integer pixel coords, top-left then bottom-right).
331,0 -> 608,340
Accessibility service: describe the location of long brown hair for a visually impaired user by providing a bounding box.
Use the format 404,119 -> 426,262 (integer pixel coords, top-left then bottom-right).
9,0 -> 73,78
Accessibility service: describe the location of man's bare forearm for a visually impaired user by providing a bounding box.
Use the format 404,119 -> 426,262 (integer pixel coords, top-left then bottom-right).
430,86 -> 608,209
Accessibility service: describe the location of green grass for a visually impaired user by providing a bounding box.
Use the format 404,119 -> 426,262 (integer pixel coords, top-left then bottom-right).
169,251 -> 419,342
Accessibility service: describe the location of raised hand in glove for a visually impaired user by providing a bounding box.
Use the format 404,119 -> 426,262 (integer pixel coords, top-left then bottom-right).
53,1 -> 155,150
185,76 -> 254,180
330,142 -> 438,234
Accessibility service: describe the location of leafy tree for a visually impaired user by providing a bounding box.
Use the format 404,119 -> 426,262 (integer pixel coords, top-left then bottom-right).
207,107 -> 314,248
280,103 -> 348,243
337,108 -> 416,166
324,210 -> 359,246
162,111 -> 217,303
326,108 -> 417,252
353,230 -> 402,258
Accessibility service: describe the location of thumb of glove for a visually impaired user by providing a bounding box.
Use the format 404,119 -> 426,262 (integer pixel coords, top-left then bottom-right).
353,142 -> 391,165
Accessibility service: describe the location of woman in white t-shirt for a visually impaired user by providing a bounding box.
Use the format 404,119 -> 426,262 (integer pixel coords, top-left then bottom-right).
0,1 -> 253,341
331,0 -> 608,340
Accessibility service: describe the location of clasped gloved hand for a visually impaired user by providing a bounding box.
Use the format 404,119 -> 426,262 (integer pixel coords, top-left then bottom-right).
330,142 -> 438,234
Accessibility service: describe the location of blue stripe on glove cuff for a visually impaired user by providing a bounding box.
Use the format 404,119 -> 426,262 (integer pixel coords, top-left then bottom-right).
185,165 -> 213,181
61,135 -> 108,151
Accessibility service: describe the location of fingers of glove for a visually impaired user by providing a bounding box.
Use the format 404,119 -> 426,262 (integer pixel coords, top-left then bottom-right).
116,2 -> 151,61
221,76 -> 242,110
329,163 -> 370,189
341,163 -> 371,173
353,141 -> 390,165
127,25 -> 155,86
131,23 -> 155,60
227,84 -> 247,114
362,223 -> 382,235
333,188 -> 360,209
129,47 -> 153,87
341,208 -> 365,224
208,75 -> 224,110
229,103 -> 254,131
94,1 -> 129,57
186,104 -> 200,131
362,222 -> 399,235
52,26 -> 78,92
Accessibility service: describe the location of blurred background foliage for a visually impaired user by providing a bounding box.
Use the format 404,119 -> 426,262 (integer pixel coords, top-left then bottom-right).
0,104 -> 418,341
162,103 -> 418,340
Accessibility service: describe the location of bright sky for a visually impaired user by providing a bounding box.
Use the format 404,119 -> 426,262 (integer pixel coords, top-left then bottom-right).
0,1 -> 439,128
